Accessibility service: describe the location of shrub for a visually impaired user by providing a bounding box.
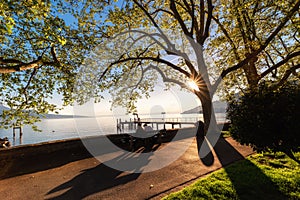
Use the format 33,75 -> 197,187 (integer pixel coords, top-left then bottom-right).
227,81 -> 300,153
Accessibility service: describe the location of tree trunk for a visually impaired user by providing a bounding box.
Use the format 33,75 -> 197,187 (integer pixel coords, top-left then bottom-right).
195,86 -> 221,159
243,55 -> 260,90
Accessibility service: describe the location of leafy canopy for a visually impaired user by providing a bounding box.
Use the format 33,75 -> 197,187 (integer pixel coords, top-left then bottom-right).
206,0 -> 300,97
0,0 -> 109,130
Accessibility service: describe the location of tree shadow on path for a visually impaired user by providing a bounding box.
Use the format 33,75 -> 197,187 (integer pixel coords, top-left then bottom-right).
198,135 -> 288,199
45,147 -> 156,200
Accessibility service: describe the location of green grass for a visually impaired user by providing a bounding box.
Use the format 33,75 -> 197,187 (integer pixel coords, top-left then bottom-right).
163,152 -> 300,200
221,131 -> 231,138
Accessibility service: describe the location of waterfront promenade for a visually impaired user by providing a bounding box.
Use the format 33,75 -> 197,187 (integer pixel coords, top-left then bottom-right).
0,136 -> 253,200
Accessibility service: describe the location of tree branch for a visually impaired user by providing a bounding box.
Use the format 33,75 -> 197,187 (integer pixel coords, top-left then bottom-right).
0,46 -> 62,74
199,0 -> 205,39
112,56 -> 191,77
0,58 -> 43,73
119,30 -> 168,51
276,63 -> 300,88
132,0 -> 175,50
150,8 -> 174,17
98,54 -> 192,83
258,0 -> 300,53
188,0 -> 198,36
232,0 -> 250,52
0,58 -> 23,64
23,67 -> 39,104
144,64 -> 190,90
51,46 -> 60,63
263,52 -> 277,77
260,51 -> 300,78
120,63 -> 145,94
170,0 -> 191,37
201,0 -> 213,44
210,14 -> 241,61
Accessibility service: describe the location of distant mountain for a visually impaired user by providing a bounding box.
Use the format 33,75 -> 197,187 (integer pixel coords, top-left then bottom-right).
182,106 -> 201,114
43,113 -> 88,119
182,101 -> 227,114
42,113 -> 77,119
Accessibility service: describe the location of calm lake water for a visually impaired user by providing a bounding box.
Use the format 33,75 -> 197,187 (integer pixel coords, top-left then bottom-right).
0,113 -> 226,146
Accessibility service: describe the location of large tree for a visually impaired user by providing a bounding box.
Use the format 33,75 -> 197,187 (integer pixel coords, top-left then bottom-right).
88,0 -> 300,156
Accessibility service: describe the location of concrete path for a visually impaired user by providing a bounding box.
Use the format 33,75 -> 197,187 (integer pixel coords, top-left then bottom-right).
0,137 -> 253,200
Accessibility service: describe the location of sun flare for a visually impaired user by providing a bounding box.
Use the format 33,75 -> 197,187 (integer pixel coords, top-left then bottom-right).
187,79 -> 200,91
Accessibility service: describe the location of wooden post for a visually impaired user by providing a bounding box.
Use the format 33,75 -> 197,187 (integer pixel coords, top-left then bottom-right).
13,126 -> 22,138
116,119 -> 118,133
121,119 -> 124,130
117,119 -> 121,133
129,118 -> 132,130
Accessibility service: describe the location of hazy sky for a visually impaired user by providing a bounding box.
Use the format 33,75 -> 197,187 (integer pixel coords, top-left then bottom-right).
54,82 -> 201,116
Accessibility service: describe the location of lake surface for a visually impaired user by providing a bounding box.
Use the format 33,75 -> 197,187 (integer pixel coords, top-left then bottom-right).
0,113 -> 226,146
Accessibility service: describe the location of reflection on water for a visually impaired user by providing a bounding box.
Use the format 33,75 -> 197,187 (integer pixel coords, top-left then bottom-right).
0,113 -> 226,146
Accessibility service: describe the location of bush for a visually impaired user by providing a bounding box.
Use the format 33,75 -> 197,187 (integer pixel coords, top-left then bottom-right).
227,81 -> 300,153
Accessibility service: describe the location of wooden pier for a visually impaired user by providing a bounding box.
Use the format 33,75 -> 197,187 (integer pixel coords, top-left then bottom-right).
117,117 -> 201,133
117,116 -> 228,133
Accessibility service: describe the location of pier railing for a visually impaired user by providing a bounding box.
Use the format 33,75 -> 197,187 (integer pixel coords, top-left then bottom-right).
139,117 -> 201,123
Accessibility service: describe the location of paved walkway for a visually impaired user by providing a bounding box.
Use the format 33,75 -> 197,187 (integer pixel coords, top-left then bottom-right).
0,137 -> 253,200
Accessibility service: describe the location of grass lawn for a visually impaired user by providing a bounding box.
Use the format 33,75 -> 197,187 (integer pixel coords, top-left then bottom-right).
221,131 -> 232,138
163,152 -> 300,200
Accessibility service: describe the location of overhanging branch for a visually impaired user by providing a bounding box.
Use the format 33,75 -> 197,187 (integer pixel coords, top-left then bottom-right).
0,58 -> 43,73
144,64 -> 190,90
111,56 -> 191,77
0,46 -> 61,74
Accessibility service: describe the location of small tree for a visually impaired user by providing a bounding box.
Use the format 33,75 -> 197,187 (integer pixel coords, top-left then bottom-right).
0,0 -> 109,130
227,81 -> 300,155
